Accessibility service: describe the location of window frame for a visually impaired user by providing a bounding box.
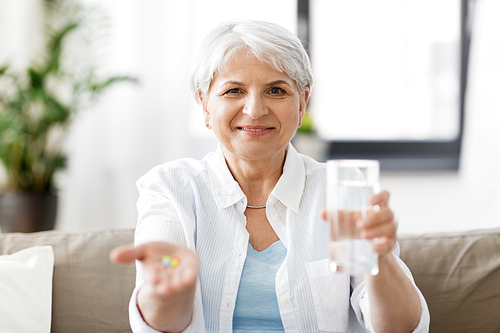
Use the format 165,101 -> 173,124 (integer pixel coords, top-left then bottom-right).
298,0 -> 473,170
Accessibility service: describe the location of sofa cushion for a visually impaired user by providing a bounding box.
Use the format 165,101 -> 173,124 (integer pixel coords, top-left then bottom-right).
399,228 -> 500,333
0,246 -> 54,332
0,229 -> 135,333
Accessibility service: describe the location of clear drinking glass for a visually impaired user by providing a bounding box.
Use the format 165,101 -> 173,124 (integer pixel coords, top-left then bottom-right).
326,160 -> 380,276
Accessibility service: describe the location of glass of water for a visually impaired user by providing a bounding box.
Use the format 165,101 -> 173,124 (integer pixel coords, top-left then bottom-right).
326,160 -> 380,276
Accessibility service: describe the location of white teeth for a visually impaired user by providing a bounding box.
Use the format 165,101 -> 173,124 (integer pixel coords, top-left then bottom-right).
241,127 -> 267,131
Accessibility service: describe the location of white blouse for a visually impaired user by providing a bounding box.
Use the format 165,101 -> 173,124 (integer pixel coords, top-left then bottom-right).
129,144 -> 430,333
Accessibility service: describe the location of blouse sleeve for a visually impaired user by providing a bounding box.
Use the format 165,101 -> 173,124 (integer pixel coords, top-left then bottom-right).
128,171 -> 204,332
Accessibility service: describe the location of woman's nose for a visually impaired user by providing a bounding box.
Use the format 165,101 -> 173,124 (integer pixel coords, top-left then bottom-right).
242,94 -> 268,119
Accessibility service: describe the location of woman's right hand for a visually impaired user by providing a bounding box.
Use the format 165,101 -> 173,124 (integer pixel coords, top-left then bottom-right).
110,241 -> 199,332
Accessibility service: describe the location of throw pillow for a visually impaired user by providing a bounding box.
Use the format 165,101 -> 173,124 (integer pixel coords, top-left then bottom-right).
0,245 -> 54,333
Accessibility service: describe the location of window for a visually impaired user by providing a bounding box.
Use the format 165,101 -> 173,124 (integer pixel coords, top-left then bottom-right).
300,0 -> 473,170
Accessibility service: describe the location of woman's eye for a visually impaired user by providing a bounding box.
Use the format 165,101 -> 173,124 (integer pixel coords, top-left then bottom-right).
225,88 -> 241,94
269,87 -> 285,95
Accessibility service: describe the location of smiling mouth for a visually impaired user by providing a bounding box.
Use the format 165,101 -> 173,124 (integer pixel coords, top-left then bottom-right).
238,126 -> 273,132
240,127 -> 268,131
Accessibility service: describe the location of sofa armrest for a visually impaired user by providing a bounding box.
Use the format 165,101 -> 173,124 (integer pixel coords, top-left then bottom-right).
399,228 -> 500,333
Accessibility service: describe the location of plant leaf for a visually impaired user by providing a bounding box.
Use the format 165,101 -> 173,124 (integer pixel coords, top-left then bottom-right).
43,22 -> 79,75
43,97 -> 70,123
90,76 -> 138,94
0,64 -> 9,75
28,68 -> 44,90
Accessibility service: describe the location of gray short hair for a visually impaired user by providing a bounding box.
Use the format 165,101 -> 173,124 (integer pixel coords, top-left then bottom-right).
190,20 -> 314,104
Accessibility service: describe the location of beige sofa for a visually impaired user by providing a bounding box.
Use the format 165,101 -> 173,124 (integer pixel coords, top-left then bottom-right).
1,227 -> 499,332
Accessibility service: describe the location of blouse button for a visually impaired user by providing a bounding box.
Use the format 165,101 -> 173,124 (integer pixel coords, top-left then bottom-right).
280,297 -> 287,304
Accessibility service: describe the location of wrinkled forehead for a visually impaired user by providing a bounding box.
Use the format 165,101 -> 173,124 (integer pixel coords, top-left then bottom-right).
209,51 -> 297,92
213,47 -> 297,87
218,48 -> 269,73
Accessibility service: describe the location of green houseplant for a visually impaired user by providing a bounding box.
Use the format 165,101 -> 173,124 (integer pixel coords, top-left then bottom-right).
293,109 -> 327,162
0,1 -> 135,232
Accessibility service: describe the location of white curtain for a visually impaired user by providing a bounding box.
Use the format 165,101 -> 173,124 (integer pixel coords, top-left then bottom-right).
57,1 -> 198,231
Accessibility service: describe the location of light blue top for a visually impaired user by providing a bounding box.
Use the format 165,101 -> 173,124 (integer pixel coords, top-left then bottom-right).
233,240 -> 287,332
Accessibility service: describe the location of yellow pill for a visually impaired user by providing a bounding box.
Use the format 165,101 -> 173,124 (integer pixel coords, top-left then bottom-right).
171,258 -> 179,267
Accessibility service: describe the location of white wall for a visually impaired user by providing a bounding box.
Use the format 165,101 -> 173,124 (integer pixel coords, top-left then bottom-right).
1,0 -> 499,234
0,0 -> 43,70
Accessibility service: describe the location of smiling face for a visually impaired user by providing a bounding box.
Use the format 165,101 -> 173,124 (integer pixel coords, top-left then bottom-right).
200,51 -> 310,163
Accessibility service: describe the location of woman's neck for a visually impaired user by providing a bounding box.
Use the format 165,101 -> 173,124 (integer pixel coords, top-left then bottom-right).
222,147 -> 287,205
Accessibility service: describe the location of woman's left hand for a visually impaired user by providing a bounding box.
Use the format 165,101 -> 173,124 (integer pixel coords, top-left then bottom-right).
359,190 -> 398,257
321,190 -> 398,257
322,191 -> 421,332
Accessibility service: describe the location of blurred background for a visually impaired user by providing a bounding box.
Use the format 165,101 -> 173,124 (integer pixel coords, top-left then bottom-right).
0,0 -> 498,234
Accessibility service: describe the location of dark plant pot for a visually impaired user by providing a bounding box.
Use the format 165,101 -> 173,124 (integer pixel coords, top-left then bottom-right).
0,191 -> 58,233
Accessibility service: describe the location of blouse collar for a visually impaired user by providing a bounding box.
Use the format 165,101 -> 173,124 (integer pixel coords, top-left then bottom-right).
206,143 -> 306,214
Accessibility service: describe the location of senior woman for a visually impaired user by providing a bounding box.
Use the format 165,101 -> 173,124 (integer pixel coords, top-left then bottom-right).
111,20 -> 430,333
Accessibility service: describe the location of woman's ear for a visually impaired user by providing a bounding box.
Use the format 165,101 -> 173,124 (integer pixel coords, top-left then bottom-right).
204,113 -> 211,128
299,87 -> 311,123
199,91 -> 210,125
198,90 -> 205,105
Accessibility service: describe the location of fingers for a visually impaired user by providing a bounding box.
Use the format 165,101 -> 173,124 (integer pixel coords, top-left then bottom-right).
371,236 -> 397,255
110,241 -> 180,264
320,209 -> 327,220
370,190 -> 390,207
109,242 -> 197,270
321,189 -> 397,257
361,205 -> 394,230
359,209 -> 396,239
360,205 -> 398,256
321,190 -> 390,221
112,241 -> 200,295
110,243 -> 144,264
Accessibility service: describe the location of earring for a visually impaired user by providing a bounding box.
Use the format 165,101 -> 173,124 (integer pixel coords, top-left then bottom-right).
298,122 -> 302,127
205,123 -> 210,129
